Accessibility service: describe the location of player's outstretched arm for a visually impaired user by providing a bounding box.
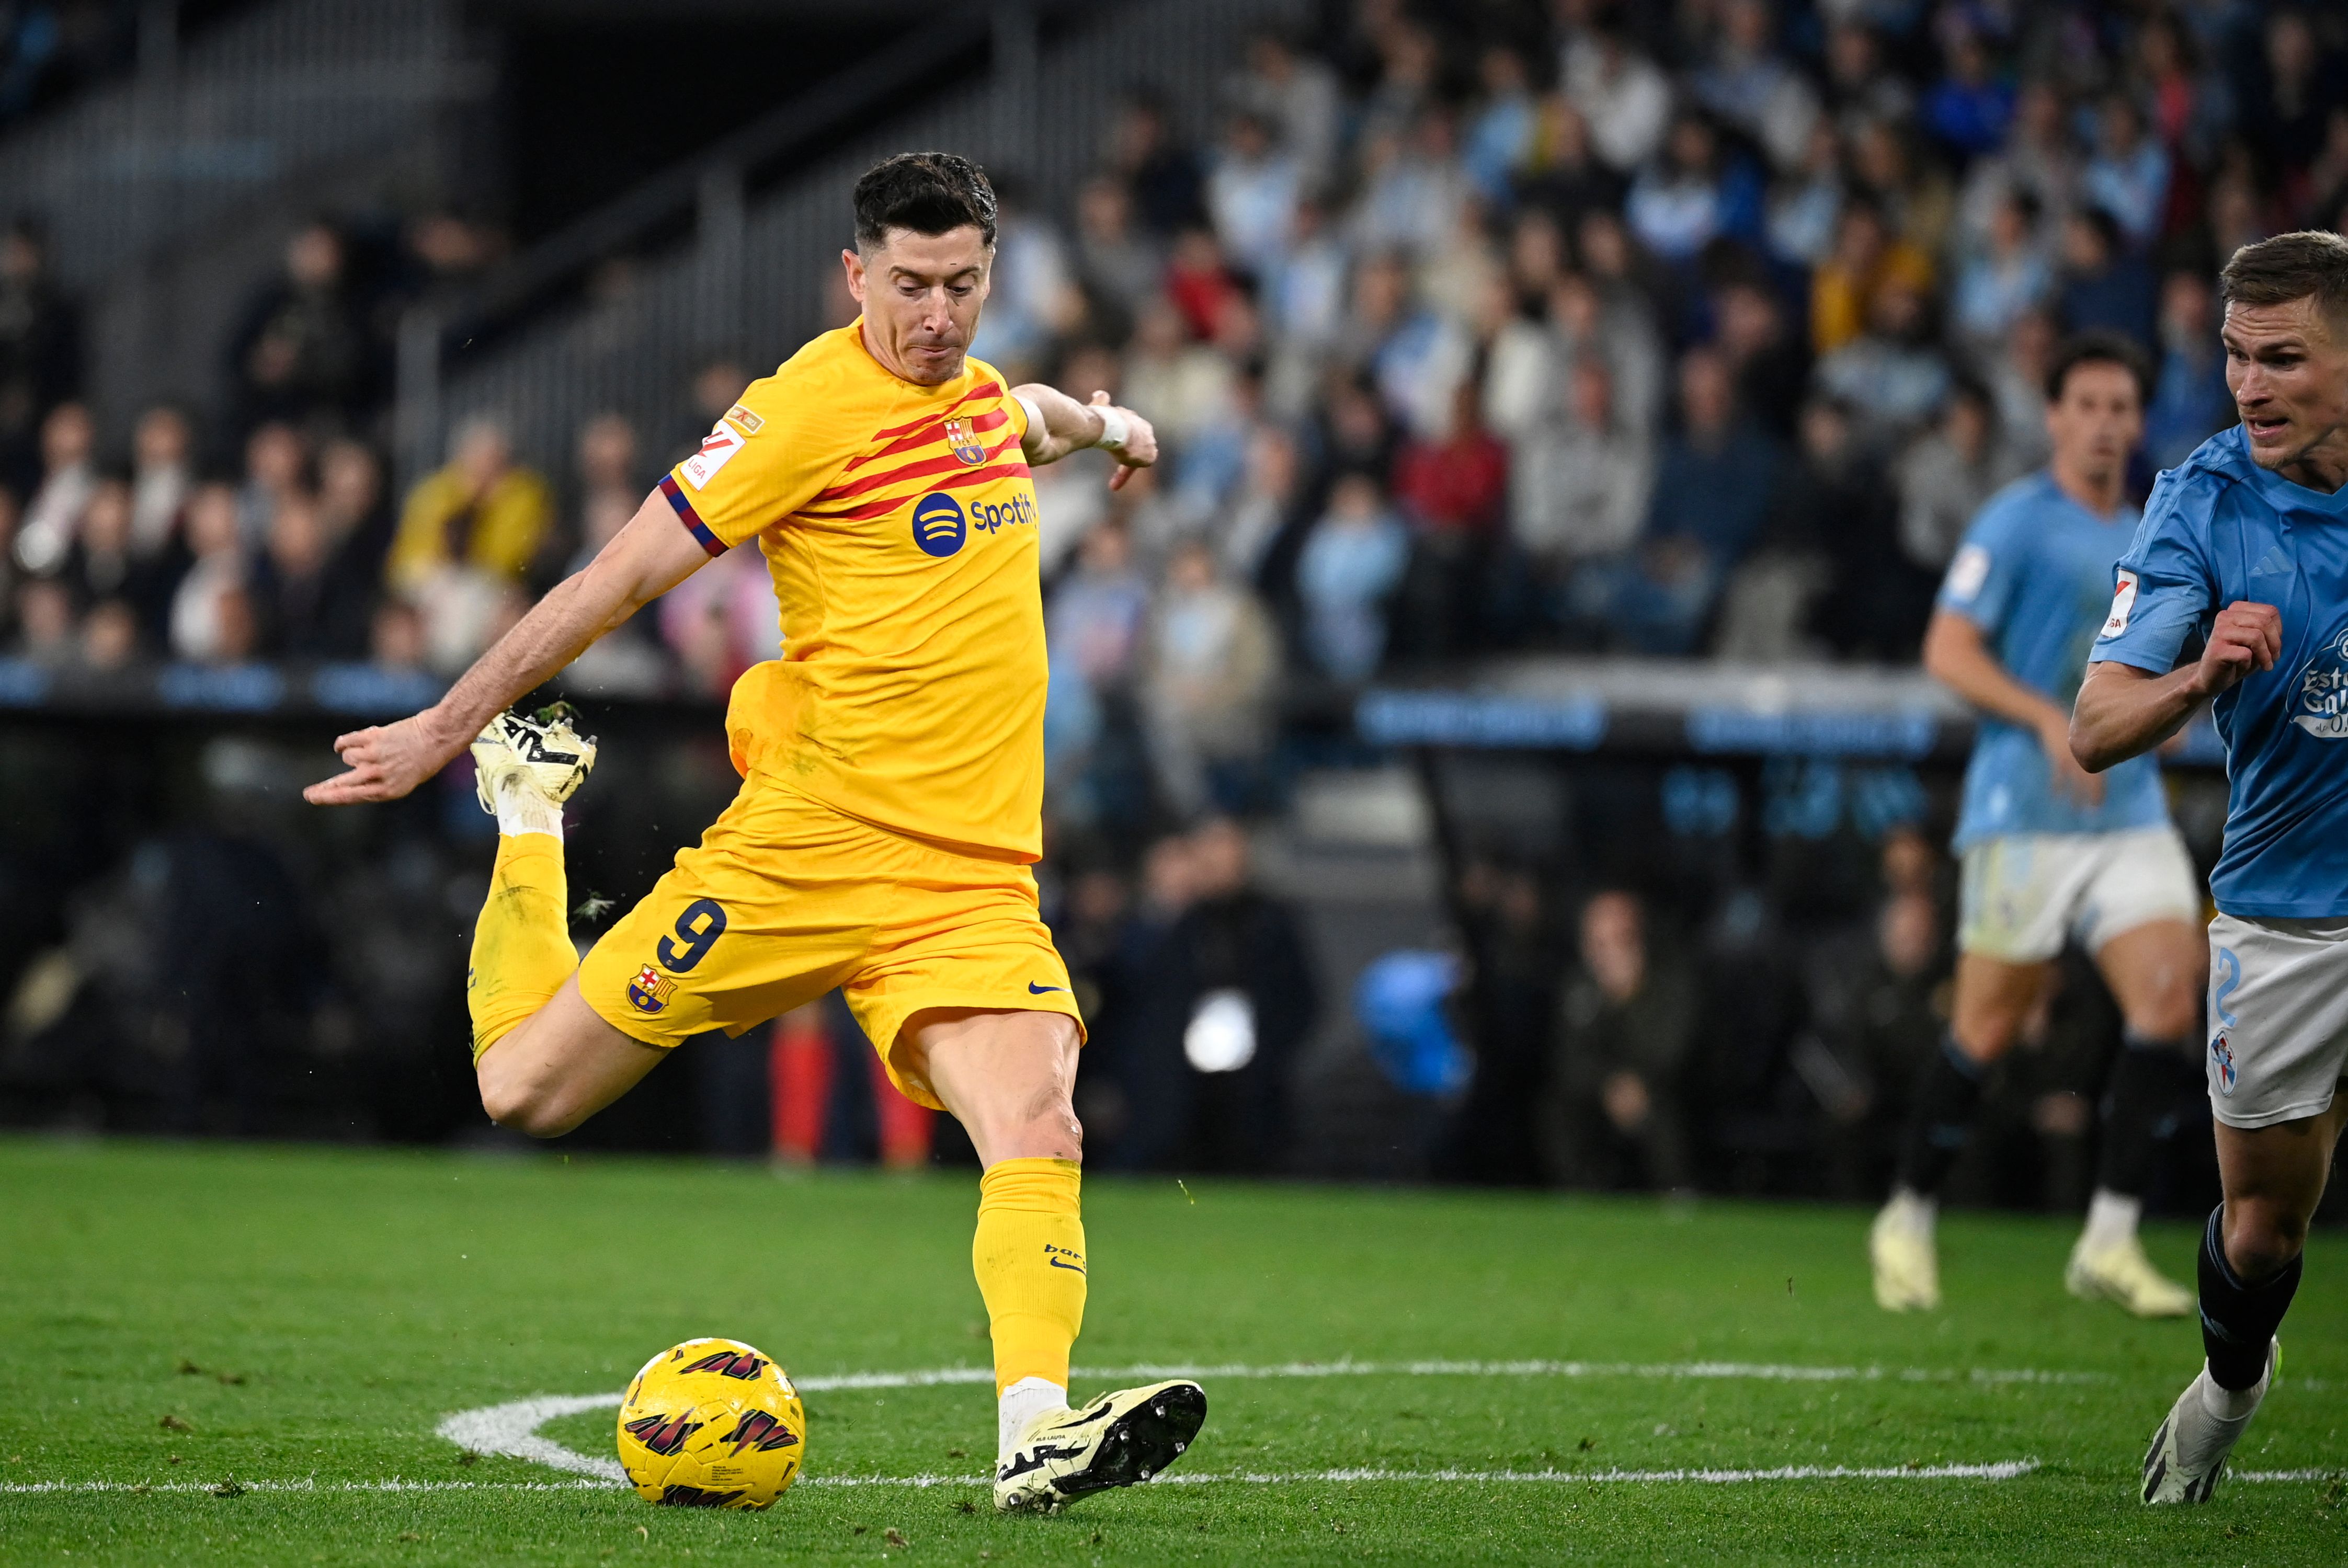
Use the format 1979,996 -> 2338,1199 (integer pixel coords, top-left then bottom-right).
303,490 -> 713,806
1922,607 -> 2106,806
1012,382 -> 1157,490
2070,600 -> 2282,772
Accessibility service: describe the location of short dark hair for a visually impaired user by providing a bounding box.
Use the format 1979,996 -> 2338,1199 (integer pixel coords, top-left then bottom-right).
2219,229 -> 2348,329
2044,329 -> 2152,406
852,152 -> 997,251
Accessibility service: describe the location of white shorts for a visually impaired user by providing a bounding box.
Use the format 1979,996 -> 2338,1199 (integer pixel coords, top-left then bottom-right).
1957,827 -> 2202,964
2204,913 -> 2348,1129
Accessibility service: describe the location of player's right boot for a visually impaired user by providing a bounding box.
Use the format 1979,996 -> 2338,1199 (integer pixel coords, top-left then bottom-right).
1870,1192 -> 1941,1311
471,702 -> 598,813
2142,1340 -> 2279,1504
993,1380 -> 1206,1514
2065,1234 -> 2194,1318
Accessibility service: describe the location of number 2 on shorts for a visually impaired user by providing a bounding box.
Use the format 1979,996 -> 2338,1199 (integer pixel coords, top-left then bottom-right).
658,898 -> 728,973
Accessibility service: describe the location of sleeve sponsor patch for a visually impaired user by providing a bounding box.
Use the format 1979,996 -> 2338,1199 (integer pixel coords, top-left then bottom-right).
1944,543 -> 1991,603
2100,569 -> 2139,637
680,420 -> 746,490
725,404 -> 764,434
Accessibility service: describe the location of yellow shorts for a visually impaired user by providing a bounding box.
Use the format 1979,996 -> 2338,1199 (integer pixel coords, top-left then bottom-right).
575,774 -> 1080,1109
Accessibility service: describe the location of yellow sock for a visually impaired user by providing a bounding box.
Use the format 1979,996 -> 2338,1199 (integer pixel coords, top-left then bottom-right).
467,831 -> 576,1062
972,1157 -> 1087,1394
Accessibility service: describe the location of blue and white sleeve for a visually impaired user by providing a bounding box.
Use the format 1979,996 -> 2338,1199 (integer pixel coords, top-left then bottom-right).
2091,471 -> 2217,675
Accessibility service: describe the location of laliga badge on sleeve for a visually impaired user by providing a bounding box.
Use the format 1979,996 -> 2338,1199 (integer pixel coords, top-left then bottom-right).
2101,569 -> 2138,637
680,421 -> 747,490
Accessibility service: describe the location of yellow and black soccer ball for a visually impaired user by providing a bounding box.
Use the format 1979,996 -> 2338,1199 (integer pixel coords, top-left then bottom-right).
616,1337 -> 806,1508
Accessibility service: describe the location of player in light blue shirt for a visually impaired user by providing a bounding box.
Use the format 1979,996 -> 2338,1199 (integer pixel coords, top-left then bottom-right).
1870,334 -> 2207,1322
2071,231 -> 2348,1506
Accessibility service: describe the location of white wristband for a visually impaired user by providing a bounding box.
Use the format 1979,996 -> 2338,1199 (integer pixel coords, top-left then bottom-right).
1014,394 -> 1044,447
1092,406 -> 1130,452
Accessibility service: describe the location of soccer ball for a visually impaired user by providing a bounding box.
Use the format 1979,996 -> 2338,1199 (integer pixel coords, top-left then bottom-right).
616,1337 -> 806,1508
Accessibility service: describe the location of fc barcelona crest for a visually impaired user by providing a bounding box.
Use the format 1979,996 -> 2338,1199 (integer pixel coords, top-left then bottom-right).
629,964 -> 675,1015
943,417 -> 986,466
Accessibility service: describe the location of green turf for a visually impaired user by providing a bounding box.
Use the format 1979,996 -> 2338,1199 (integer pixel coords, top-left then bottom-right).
0,1138 -> 2340,1563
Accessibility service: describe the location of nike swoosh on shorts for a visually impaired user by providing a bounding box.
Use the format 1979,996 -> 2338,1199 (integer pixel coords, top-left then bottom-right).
1028,982 -> 1066,994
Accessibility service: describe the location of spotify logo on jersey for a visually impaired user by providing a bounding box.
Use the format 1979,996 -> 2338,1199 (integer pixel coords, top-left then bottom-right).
910,491 -> 966,557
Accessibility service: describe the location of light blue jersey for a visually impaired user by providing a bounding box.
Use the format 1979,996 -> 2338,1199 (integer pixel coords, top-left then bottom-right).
1940,472 -> 2170,850
2093,426 -> 2348,918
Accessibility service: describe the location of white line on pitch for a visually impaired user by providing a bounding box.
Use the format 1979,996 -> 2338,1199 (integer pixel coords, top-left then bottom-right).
433,1358 -> 2117,1484
0,1460 -> 2049,1495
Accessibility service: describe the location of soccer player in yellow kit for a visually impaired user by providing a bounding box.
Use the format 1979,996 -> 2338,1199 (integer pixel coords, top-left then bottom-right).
304,153 -> 1204,1513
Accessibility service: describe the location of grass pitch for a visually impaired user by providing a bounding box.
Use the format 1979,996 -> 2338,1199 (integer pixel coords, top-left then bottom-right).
0,1139 -> 2341,1564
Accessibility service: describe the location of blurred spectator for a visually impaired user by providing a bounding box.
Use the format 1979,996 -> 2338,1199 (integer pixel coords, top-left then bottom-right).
389,418 -> 552,670
81,598 -> 138,671
1922,21 -> 2014,162
1122,299 -> 1234,452
1233,28 -> 1342,189
1576,348 -> 1779,655
1959,82 -> 2079,244
2081,95 -> 2172,252
1508,357 -> 1653,602
368,598 -> 427,671
1809,200 -> 1934,357
1692,0 -> 1819,173
169,484 -> 249,664
1815,280 -> 1953,455
1820,21 -> 1912,128
128,405 -> 193,560
1391,380 -> 1508,660
1896,380 -> 2010,573
658,544 -> 776,698
1517,98 -> 1623,236
2057,206 -> 2156,349
2147,270 -> 2236,469
1563,21 -> 1670,175
1808,889 -> 1947,1199
1107,89 -> 1206,236
62,477 -> 172,639
1105,818 -> 1317,1173
1982,307 -> 2058,474
1206,112 -> 1302,278
15,575 -> 72,661
1536,890 -> 1695,1193
1215,422 -> 1305,586
1297,472 -> 1408,682
1461,46 -> 1537,203
1848,117 -> 1954,261
1785,396 -> 1924,661
2131,13 -> 2232,176
1141,540 -> 1277,817
226,221 -> 377,434
1050,519 -> 1151,693
560,414 -> 642,578
13,399 -> 93,577
1951,188 -> 2052,354
1351,111 -> 1471,262
0,218 -> 81,487
237,421 -> 309,548
1625,112 -> 1763,264
2241,9 -> 2340,185
254,493 -> 368,659
1072,176 -> 1164,330
1765,120 -> 1845,268
315,438 -> 393,608
1713,278 -> 1810,443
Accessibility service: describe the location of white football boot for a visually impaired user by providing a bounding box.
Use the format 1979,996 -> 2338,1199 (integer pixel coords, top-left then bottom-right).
993,1380 -> 1206,1514
471,702 -> 598,815
1870,1192 -> 1941,1311
2142,1340 -> 2279,1504
2066,1235 -> 2194,1318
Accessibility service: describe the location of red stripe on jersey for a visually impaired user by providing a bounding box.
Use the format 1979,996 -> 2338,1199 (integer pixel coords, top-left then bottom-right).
799,459 -> 1034,523
864,380 -> 1003,444
814,432 -> 1022,505
839,406 -> 1011,475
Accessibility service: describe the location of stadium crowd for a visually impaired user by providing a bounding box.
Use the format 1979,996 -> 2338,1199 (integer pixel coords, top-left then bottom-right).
0,0 -> 2331,1201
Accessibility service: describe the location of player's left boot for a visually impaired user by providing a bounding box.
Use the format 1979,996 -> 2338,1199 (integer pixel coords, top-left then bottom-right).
2065,1233 -> 2194,1318
993,1379 -> 1206,1514
2142,1340 -> 2278,1504
472,702 -> 598,812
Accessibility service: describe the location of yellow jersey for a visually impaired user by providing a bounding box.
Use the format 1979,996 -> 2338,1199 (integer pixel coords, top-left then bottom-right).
658,321 -> 1046,861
